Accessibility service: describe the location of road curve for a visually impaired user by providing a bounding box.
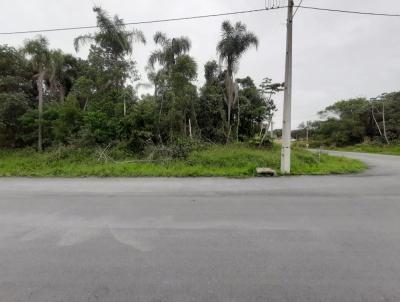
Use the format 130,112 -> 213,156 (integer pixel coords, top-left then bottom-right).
0,152 -> 399,302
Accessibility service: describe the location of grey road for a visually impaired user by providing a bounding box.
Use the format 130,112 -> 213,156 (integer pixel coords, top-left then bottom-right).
0,152 -> 399,302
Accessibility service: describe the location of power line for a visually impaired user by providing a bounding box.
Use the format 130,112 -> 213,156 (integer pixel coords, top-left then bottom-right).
298,5 -> 400,17
1,4 -> 399,36
0,7 -> 286,35
293,0 -> 303,17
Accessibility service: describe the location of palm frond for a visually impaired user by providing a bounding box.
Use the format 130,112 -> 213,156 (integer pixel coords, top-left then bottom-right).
74,34 -> 95,52
153,32 -> 168,46
23,35 -> 51,71
75,6 -> 146,57
217,21 -> 258,73
234,22 -> 247,33
127,29 -> 146,45
93,6 -> 115,34
148,50 -> 165,69
172,37 -> 191,55
241,32 -> 259,50
221,20 -> 234,35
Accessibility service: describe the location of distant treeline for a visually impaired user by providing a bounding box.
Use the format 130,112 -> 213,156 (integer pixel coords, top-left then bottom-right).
294,93 -> 400,146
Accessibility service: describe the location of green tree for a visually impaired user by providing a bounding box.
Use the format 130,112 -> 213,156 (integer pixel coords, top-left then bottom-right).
74,6 -> 145,103
217,21 -> 258,142
235,77 -> 264,140
23,36 -> 52,151
74,6 -> 145,58
119,95 -> 158,152
258,78 -> 281,145
48,51 -> 82,102
147,32 -> 197,141
304,94 -> 400,146
73,6 -> 146,146
148,32 -> 191,72
0,45 -> 34,147
70,76 -> 95,110
47,95 -> 83,144
311,98 -> 370,146
370,93 -> 400,143
198,60 -> 226,142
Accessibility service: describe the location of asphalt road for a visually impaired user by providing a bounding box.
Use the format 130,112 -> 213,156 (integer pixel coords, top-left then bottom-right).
0,151 -> 399,302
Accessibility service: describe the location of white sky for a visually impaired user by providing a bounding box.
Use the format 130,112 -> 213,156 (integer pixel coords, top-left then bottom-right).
1,0 -> 400,129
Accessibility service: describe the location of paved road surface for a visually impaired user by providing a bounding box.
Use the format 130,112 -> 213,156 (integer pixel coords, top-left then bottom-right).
0,152 -> 399,302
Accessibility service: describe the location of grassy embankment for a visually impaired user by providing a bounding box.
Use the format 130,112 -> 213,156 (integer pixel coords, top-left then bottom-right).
329,144 -> 400,156
0,144 -> 366,177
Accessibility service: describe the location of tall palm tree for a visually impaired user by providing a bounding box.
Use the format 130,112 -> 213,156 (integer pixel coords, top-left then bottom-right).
74,6 -> 145,59
48,50 -> 79,102
148,32 -> 192,139
217,21 -> 259,142
23,35 -> 52,151
148,32 -> 191,72
74,6 -> 145,114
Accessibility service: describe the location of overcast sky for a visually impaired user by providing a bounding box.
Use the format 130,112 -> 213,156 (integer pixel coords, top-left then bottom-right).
1,0 -> 400,128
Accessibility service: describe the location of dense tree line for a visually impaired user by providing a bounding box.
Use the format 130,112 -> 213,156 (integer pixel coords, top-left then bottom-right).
0,7 -> 280,154
296,93 -> 400,146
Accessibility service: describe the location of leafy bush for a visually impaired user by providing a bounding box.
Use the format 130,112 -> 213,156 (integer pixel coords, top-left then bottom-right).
248,135 -> 273,148
80,111 -> 117,145
43,145 -> 95,163
124,130 -> 153,154
144,138 -> 207,160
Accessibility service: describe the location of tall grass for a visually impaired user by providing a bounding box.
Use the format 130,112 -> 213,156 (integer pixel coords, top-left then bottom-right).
0,144 -> 366,177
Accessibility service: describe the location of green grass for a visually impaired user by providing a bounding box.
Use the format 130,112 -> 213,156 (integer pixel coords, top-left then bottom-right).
329,144 -> 400,156
0,144 -> 366,177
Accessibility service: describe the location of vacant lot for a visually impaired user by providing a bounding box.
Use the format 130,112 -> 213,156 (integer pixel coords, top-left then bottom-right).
0,144 -> 366,177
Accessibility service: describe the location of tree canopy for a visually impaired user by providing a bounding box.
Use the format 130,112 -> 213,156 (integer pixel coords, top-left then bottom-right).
296,94 -> 400,146
0,7 -> 279,154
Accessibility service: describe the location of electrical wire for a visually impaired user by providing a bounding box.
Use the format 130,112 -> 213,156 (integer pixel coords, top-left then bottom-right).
0,7 -> 286,35
1,4 -> 400,36
293,0 -> 303,17
298,5 -> 400,17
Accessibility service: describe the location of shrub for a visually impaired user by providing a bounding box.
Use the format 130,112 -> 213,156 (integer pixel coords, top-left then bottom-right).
248,135 -> 273,148
144,138 -> 207,160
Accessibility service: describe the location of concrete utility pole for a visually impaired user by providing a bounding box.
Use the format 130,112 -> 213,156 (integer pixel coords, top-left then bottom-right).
281,0 -> 294,173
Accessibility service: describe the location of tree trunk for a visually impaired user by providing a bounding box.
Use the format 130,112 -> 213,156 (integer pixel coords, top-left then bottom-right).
189,96 -> 199,136
382,101 -> 389,144
37,71 -> 45,152
83,98 -> 88,111
59,85 -> 66,103
371,108 -> 383,137
188,118 -> 192,139
259,122 -> 264,137
259,121 -> 271,147
226,104 -> 231,143
183,114 -> 187,137
236,94 -> 240,142
157,92 -> 164,144
225,67 -> 235,144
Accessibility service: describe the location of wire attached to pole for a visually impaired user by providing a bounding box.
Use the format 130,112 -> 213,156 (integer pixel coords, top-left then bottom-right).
293,0 -> 303,18
1,3 -> 400,36
299,5 -> 400,17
